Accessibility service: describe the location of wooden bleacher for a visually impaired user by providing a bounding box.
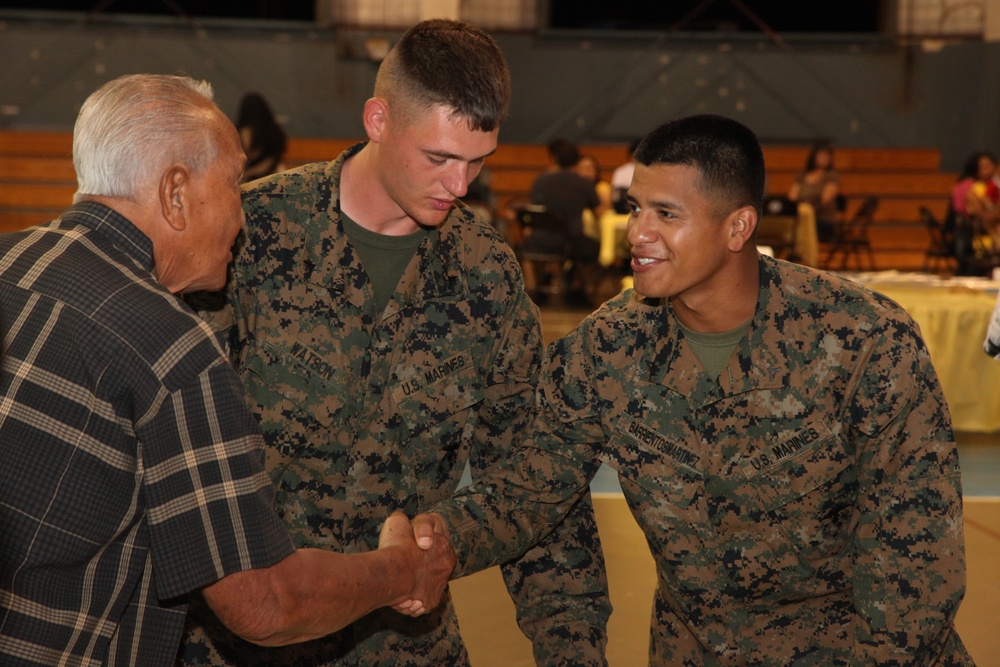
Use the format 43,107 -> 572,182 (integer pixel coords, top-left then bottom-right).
0,131 -> 76,233
0,131 -> 955,273
761,145 -> 955,272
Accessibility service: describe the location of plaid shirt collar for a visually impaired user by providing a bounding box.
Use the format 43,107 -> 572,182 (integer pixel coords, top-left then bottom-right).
62,200 -> 156,276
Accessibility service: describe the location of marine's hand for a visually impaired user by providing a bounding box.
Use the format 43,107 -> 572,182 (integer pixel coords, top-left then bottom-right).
411,512 -> 450,551
378,512 -> 456,616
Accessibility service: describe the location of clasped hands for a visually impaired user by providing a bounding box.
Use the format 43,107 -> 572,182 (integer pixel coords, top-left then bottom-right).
378,512 -> 455,616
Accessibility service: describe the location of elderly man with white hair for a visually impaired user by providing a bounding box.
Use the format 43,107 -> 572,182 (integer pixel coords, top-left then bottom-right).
0,73 -> 454,667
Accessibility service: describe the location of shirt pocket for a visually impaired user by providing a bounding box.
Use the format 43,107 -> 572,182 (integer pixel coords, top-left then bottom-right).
243,333 -> 350,429
603,415 -> 704,510
742,422 -> 858,555
390,351 -> 484,434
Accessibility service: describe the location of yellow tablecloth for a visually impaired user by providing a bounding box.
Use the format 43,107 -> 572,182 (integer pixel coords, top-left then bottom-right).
795,202 -> 818,267
599,212 -> 630,267
861,276 -> 1000,433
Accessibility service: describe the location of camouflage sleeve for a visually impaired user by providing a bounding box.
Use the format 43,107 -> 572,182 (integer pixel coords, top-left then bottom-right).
499,492 -> 610,667
848,313 -> 966,664
440,421 -> 604,576
452,309 -> 611,665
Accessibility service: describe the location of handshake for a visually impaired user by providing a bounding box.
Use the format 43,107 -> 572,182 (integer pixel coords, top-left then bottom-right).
378,512 -> 456,616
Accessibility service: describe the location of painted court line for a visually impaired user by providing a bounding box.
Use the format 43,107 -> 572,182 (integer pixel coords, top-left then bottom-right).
963,497 -> 1000,543
964,516 -> 1000,542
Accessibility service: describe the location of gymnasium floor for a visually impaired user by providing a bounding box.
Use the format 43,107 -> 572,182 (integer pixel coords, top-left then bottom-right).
449,304 -> 1000,666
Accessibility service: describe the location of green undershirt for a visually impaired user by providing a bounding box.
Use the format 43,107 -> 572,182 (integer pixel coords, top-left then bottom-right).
341,212 -> 428,312
678,317 -> 753,380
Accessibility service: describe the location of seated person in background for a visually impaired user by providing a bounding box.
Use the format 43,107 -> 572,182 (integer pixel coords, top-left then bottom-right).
0,73 -> 453,667
575,153 -> 613,241
611,137 -> 640,213
787,140 -> 840,242
950,152 -> 979,220
963,151 -> 1000,227
235,91 -> 287,182
951,151 -> 1000,274
409,113 -> 972,666
950,152 -> 985,275
523,138 -> 601,303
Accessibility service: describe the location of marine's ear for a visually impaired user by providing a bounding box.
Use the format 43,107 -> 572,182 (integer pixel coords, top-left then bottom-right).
362,97 -> 389,144
727,205 -> 757,251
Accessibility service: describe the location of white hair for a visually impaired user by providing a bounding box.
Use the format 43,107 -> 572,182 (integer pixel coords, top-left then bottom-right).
73,74 -> 219,201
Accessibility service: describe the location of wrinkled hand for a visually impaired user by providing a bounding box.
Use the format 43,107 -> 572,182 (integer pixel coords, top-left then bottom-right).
378,512 -> 456,616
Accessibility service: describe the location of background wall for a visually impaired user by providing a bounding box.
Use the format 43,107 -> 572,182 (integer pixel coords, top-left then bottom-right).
0,9 -> 997,171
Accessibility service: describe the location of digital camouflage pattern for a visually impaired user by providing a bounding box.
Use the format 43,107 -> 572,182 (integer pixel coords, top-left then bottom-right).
178,144 -> 611,667
437,256 -> 974,666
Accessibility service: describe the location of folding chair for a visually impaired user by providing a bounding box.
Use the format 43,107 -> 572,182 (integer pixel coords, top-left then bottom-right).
824,196 -> 879,271
516,206 -> 573,301
920,206 -> 956,274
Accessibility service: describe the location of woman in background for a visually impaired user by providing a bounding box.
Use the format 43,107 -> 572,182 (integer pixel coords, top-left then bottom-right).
961,151 -> 1000,226
788,140 -> 841,243
235,92 -> 287,183
952,151 -> 1000,275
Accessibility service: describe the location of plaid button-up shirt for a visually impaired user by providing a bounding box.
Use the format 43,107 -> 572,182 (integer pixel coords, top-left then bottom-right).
0,202 -> 294,667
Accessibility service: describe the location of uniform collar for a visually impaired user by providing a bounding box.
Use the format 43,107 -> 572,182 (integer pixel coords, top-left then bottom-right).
640,255 -> 790,404
308,144 -> 466,316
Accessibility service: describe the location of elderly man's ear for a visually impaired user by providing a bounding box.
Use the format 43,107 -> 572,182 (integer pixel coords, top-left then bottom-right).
159,165 -> 190,232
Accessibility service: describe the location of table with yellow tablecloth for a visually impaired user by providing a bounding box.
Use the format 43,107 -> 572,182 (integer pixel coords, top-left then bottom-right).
853,273 -> 1000,433
598,212 -> 630,268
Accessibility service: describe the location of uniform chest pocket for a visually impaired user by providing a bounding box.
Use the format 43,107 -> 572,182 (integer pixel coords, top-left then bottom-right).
244,335 -> 350,428
391,352 -> 484,433
604,415 -> 704,509
742,421 -> 856,514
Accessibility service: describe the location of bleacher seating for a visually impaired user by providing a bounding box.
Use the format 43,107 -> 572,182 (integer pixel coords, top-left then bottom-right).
0,131 -> 956,273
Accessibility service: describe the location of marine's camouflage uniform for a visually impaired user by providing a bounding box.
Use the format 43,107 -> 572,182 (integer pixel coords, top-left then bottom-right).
438,256 -> 974,666
178,144 -> 611,666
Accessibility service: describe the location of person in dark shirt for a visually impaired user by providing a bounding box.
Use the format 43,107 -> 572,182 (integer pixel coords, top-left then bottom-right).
523,138 -> 602,304
235,91 -> 287,182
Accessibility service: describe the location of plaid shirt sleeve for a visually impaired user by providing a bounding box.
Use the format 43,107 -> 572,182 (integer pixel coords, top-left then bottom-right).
0,210 -> 294,667
139,353 -> 295,602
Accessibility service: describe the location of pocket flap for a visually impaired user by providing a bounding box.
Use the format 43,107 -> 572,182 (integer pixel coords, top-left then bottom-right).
391,352 -> 484,432
602,415 -> 703,508
740,422 -> 852,512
